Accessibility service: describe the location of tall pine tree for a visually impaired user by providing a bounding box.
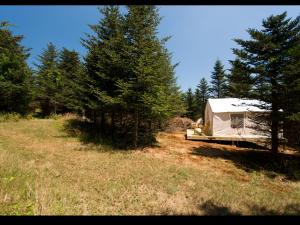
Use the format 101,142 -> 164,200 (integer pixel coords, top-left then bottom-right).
82,6 -> 184,148
117,5 -> 184,147
0,21 -> 32,115
197,78 -> 210,121
58,48 -> 86,114
82,6 -> 125,127
184,88 -> 195,120
233,12 -> 300,152
34,42 -> 61,116
282,38 -> 300,146
193,88 -> 202,120
226,58 -> 253,98
210,59 -> 227,98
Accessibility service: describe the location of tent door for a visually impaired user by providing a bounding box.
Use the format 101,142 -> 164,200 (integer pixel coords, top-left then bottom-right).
230,113 -> 245,135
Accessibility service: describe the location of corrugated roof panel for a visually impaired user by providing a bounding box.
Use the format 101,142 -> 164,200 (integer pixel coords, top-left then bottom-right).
207,98 -> 270,113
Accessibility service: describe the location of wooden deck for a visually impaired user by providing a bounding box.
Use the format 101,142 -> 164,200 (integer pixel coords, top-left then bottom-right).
186,129 -> 287,143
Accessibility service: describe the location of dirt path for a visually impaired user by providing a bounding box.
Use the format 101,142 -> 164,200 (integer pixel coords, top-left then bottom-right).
139,132 -> 300,182
138,132 -> 242,171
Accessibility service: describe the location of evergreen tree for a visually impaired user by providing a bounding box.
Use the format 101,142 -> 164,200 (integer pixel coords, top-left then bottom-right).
82,6 -> 184,148
233,12 -> 300,152
0,21 -> 32,115
82,6 -> 125,126
58,48 -> 86,114
284,45 -> 300,120
210,59 -> 227,98
193,88 -> 202,119
282,41 -> 300,146
34,42 -> 61,116
117,5 -> 184,147
184,88 -> 195,119
226,58 -> 253,98
197,78 -> 210,120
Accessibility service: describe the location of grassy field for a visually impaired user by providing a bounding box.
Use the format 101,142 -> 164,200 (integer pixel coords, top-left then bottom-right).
0,115 -> 299,215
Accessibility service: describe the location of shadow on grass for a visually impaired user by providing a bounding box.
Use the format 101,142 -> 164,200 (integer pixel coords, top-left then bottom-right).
191,146 -> 300,181
62,118 -> 158,151
189,139 -> 269,150
198,200 -> 242,215
198,200 -> 300,215
247,203 -> 300,215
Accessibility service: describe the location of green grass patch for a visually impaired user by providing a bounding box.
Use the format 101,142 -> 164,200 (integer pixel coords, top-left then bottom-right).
0,116 -> 299,215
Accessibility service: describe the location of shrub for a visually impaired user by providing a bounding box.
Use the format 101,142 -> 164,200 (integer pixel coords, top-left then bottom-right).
0,113 -> 22,122
48,113 -> 62,120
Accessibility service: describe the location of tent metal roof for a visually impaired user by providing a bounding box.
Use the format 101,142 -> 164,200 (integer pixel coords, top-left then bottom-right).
207,98 -> 270,113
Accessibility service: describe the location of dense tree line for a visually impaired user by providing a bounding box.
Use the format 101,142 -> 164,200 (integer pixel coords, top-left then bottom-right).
0,6 -> 185,148
33,43 -> 86,117
1,10 -> 299,152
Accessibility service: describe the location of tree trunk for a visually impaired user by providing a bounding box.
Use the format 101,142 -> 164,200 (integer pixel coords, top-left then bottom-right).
202,98 -> 205,122
100,110 -> 105,128
54,101 -> 57,115
158,120 -> 161,130
271,79 -> 279,153
149,120 -> 152,133
111,111 -> 115,140
271,111 -> 279,153
133,109 -> 139,149
82,109 -> 85,120
92,110 -> 96,124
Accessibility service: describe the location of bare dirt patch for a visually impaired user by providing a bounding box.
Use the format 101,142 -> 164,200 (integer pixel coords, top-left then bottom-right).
141,132 -> 239,166
140,131 -> 300,182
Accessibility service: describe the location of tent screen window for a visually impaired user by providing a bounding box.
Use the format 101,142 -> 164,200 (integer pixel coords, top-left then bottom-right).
231,114 -> 244,128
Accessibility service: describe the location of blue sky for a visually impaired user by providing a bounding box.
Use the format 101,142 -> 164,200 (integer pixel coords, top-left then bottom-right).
0,6 -> 299,92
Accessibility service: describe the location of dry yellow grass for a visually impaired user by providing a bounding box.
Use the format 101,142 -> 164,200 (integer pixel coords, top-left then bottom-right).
0,116 -> 299,215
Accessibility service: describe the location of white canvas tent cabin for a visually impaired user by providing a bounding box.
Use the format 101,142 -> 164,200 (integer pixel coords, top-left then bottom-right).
186,98 -> 285,143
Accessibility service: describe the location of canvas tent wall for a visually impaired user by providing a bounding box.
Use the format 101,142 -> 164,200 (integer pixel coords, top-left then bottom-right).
204,98 -> 270,138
